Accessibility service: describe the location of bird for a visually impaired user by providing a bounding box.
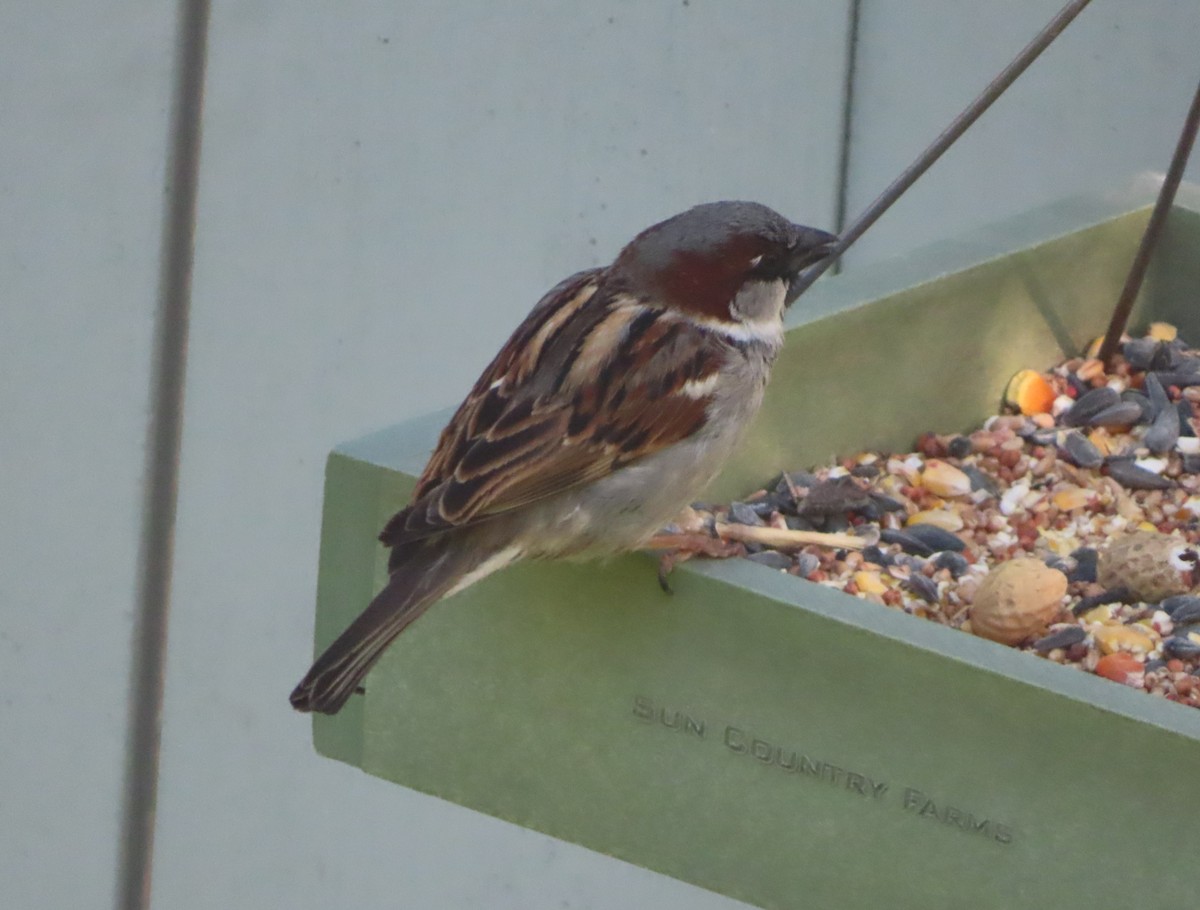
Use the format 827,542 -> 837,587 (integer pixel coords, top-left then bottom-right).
290,201 -> 838,714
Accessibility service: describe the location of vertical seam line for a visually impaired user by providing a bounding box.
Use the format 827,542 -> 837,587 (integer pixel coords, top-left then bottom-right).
115,2 -> 211,909
832,0 -> 862,273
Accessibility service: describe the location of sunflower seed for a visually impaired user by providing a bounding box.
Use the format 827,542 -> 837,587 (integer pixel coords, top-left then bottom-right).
729,501 -> 766,526
1144,401 -> 1181,454
1144,373 -> 1170,414
1122,337 -> 1160,370
1061,387 -> 1120,427
1072,586 -> 1131,616
861,545 -> 893,567
962,465 -> 1001,496
1106,459 -> 1176,490
1087,401 -> 1145,428
1059,431 -> 1103,469
1163,636 -> 1200,659
904,524 -> 966,553
1068,547 -> 1099,584
903,573 -> 940,604
879,528 -> 933,557
1149,370 -> 1200,388
1033,625 -> 1087,652
931,551 -> 969,578
1155,340 -> 1188,370
868,492 -> 906,513
1161,595 -> 1200,624
1120,389 -> 1155,423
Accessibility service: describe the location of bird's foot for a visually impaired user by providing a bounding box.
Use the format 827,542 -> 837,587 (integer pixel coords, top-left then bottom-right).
643,531 -> 745,593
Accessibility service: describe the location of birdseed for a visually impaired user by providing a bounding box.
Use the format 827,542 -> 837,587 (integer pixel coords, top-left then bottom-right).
700,328 -> 1200,709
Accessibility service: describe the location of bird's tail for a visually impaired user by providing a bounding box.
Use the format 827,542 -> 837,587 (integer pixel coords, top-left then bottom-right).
290,537 -> 502,715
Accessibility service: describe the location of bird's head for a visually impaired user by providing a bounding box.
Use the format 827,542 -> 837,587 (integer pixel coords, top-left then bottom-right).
611,201 -> 838,335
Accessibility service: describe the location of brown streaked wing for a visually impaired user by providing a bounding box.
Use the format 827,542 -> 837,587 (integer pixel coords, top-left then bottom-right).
412,269 -> 602,501
382,296 -> 726,549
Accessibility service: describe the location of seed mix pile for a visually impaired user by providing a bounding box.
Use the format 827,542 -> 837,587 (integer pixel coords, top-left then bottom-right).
696,324 -> 1200,709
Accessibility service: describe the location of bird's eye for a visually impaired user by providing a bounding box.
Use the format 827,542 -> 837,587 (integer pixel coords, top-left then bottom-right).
749,254 -> 764,268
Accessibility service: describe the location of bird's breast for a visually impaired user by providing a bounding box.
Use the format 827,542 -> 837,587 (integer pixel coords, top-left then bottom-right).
512,342 -> 776,559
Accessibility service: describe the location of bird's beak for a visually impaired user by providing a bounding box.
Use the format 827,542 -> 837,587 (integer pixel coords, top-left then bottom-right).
784,227 -> 840,305
791,227 -> 840,270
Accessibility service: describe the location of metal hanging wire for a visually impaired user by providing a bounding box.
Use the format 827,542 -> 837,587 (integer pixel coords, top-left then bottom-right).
796,0 -> 1198,376
1098,79 -> 1200,365
793,0 -> 1096,298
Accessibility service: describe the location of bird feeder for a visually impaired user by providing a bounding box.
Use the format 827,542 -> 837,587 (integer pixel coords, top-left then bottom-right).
306,180 -> 1200,909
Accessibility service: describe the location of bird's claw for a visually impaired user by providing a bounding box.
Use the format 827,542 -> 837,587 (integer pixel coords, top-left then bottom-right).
645,531 -> 746,593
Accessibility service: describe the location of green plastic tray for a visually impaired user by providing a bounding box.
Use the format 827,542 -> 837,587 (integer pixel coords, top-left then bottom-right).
308,180 -> 1200,909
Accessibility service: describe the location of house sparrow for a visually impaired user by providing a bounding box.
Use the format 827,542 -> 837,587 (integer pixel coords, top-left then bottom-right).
291,201 -> 837,714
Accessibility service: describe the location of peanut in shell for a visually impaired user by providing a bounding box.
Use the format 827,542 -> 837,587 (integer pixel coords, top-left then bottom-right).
970,558 -> 1068,645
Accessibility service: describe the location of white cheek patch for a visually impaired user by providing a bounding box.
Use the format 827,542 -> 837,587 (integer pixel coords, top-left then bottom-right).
667,277 -> 786,346
731,278 -> 786,324
683,278 -> 787,346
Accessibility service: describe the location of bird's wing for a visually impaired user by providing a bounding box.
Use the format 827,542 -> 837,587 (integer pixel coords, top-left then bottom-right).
379,269 -> 727,549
